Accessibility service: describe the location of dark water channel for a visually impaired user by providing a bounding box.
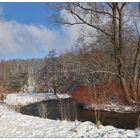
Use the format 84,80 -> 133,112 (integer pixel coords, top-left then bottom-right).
20,98 -> 140,129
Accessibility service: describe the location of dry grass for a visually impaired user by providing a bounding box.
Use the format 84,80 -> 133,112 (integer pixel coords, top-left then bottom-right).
6,104 -> 22,113
0,93 -> 7,103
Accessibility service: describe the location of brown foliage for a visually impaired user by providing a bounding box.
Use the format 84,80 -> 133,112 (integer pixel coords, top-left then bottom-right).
0,93 -> 6,102
69,81 -> 127,105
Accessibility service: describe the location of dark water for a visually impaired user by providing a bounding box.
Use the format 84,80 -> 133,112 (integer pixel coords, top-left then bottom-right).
20,98 -> 140,129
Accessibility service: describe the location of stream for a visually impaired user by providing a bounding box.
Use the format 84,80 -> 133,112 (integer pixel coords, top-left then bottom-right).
20,98 -> 140,129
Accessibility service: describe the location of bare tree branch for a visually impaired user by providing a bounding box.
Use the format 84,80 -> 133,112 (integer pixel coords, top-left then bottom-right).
91,70 -> 121,78
67,8 -> 112,37
133,22 -> 140,82
106,2 -> 113,9
120,2 -> 127,11
135,22 -> 140,38
77,3 -> 113,18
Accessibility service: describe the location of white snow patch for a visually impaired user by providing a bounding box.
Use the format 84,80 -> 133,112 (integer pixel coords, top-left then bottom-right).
56,93 -> 71,99
4,92 -> 70,106
84,104 -> 139,112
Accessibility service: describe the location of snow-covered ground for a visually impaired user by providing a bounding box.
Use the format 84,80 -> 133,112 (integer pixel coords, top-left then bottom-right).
0,92 -> 140,138
4,92 -> 71,106
84,103 -> 140,113
0,105 -> 140,138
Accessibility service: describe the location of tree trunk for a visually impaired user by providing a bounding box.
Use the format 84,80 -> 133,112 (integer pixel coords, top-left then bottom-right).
133,25 -> 140,101
112,3 -> 132,104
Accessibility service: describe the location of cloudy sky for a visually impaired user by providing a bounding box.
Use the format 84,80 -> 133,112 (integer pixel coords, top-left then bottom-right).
0,2 -> 139,60
0,2 -> 81,60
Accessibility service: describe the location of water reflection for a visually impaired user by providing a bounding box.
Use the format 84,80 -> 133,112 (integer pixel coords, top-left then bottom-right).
20,98 -> 140,129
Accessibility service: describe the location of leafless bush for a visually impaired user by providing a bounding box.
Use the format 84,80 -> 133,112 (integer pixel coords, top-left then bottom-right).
138,114 -> 140,128
37,102 -> 48,118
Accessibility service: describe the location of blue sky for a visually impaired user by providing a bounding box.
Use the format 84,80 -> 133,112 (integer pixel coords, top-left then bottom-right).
3,3 -> 48,25
1,3 -> 46,60
0,2 -> 139,60
1,2 -> 61,29
0,2 -> 70,60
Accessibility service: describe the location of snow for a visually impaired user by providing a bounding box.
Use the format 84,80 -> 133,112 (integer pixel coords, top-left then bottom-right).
0,105 -> 140,138
84,103 -> 140,112
56,93 -> 71,99
0,92 -> 140,137
4,92 -> 70,106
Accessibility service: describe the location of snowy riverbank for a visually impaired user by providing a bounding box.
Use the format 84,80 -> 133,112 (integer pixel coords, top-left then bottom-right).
3,92 -> 71,106
3,92 -> 140,113
0,105 -> 140,138
0,92 -> 140,138
84,103 -> 140,113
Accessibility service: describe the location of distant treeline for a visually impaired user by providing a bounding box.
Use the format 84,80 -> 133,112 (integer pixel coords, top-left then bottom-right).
0,58 -> 45,93
0,39 -> 138,95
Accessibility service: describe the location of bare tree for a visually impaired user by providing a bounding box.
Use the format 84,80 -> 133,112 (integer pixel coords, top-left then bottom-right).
52,2 -> 140,104
48,49 -> 57,95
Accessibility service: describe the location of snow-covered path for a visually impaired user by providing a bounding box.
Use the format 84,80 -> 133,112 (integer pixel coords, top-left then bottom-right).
0,92 -> 140,138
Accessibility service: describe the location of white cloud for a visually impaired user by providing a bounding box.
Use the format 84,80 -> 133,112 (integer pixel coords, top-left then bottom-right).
0,19 -> 82,58
60,9 -> 96,50
0,8 -> 94,59
0,6 -> 82,58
